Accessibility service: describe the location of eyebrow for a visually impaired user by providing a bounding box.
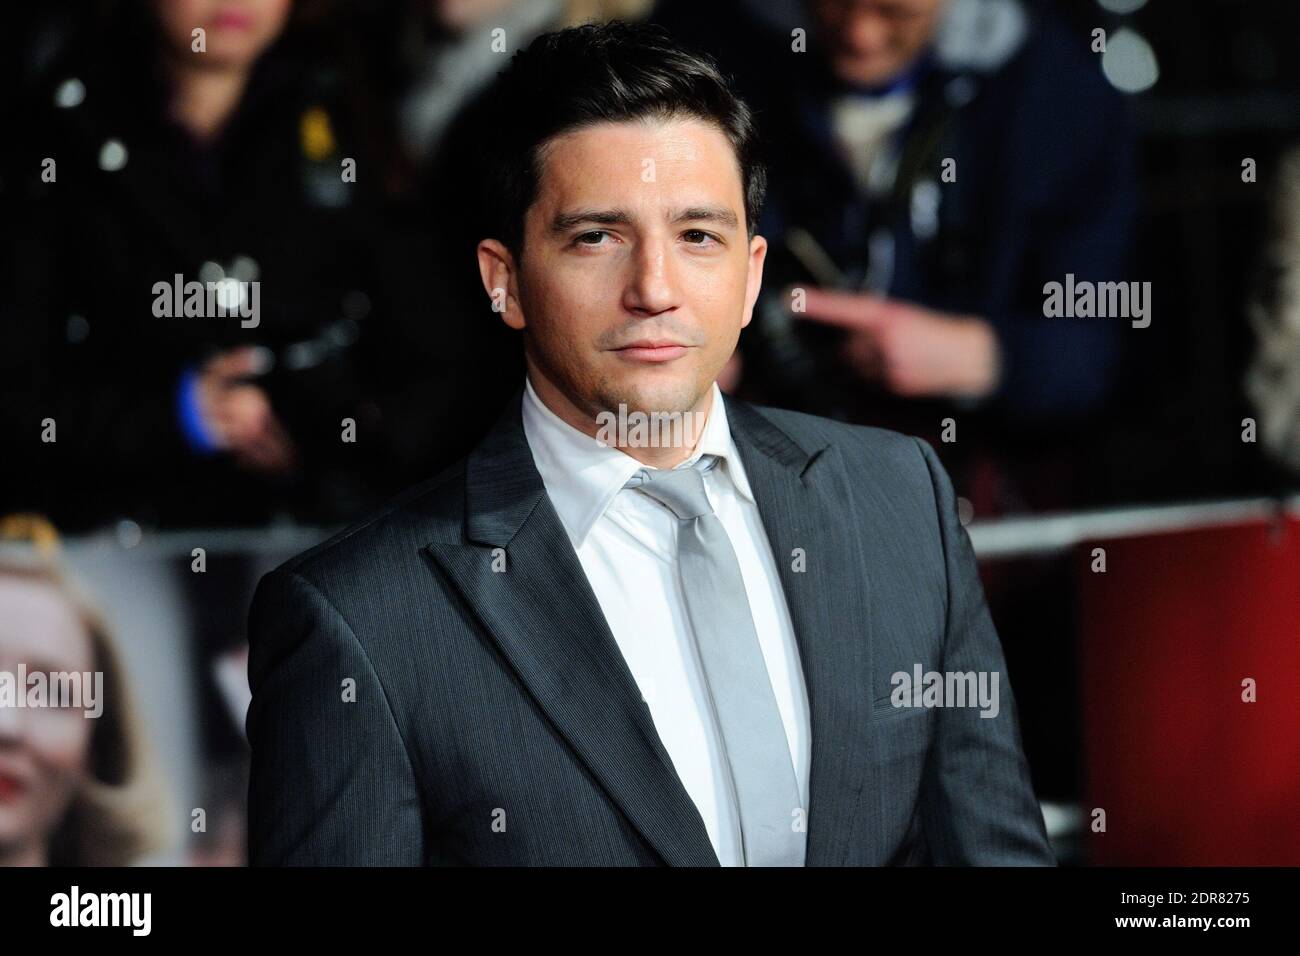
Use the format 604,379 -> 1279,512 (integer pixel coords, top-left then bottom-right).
673,206 -> 739,230
550,208 -> 633,233
549,205 -> 740,234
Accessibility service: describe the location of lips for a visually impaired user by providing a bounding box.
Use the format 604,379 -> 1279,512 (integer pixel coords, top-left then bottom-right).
614,341 -> 691,363
0,773 -> 27,801
210,12 -> 255,30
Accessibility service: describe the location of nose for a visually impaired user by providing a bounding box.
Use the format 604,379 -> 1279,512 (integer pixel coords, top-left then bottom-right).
845,10 -> 890,56
621,234 -> 680,317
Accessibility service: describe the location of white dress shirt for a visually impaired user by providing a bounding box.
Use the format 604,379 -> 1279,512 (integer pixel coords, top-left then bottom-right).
520,375 -> 812,866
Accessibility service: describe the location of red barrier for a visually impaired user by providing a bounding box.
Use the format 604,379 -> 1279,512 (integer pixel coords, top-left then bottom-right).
1077,515 -> 1300,864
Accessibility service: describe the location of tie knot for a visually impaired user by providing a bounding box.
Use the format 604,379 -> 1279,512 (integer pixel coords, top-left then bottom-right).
626,455 -> 718,520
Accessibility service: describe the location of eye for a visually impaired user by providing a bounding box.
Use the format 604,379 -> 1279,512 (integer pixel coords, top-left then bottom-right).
575,230 -> 610,246
682,229 -> 720,246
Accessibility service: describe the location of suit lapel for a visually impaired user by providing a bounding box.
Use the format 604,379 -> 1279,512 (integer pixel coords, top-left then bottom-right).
426,389 -> 720,866
426,387 -> 876,867
724,396 -> 876,866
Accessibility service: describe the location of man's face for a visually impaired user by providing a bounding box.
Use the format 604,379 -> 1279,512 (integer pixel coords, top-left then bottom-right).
813,0 -> 946,87
482,117 -> 766,426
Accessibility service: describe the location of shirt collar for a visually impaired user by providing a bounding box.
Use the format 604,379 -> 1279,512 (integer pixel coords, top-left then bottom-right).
520,375 -> 755,550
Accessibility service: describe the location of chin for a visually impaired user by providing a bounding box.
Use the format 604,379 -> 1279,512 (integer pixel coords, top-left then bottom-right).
615,377 -> 709,418
836,58 -> 901,88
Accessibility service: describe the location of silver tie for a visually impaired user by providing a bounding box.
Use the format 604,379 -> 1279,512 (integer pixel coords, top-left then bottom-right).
626,455 -> 806,866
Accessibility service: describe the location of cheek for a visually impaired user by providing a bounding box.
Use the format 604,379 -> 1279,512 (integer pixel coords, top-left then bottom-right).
898,23 -> 932,55
683,257 -> 745,321
0,714 -> 92,840
29,711 -> 95,776
257,0 -> 294,38
525,260 -> 616,338
554,252 -> 626,301
168,0 -> 209,19
155,2 -> 203,48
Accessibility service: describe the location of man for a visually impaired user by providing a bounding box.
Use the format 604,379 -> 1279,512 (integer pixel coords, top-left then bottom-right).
246,21 -> 1054,866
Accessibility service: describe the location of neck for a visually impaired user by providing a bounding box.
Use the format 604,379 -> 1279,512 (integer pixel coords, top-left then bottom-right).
167,56 -> 251,143
0,839 -> 47,867
527,363 -> 713,469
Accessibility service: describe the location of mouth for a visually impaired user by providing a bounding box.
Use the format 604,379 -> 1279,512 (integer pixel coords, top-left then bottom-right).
0,772 -> 28,802
210,11 -> 256,31
612,341 -> 692,363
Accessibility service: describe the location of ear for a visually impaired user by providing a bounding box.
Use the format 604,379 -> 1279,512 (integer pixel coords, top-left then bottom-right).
740,234 -> 768,330
477,239 -> 526,330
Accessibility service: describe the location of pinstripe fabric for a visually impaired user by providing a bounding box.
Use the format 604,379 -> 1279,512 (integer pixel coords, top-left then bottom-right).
246,385 -> 1056,866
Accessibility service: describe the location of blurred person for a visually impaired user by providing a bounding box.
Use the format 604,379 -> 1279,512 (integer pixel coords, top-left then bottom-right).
1,0 -> 425,529
0,514 -> 173,866
246,22 -> 1053,866
654,0 -> 1140,516
398,0 -> 571,165
395,0 -> 654,164
1246,146 -> 1300,479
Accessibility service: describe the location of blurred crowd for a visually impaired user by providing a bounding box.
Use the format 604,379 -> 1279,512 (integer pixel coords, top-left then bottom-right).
3,0 -> 1300,866
0,0 -> 1297,532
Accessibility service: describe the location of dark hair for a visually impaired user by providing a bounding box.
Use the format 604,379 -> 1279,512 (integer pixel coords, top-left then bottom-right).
480,21 -> 766,255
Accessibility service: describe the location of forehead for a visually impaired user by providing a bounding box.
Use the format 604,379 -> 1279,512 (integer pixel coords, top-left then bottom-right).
0,576 -> 93,670
532,117 -> 745,211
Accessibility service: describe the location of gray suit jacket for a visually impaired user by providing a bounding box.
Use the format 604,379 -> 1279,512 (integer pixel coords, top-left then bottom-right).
246,387 -> 1056,865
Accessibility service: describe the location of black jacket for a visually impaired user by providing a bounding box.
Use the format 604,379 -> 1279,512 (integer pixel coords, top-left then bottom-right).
246,386 -> 1055,865
1,11 -> 476,529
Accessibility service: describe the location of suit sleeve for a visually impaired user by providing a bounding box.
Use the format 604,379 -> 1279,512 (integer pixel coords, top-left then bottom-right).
246,568 -> 424,865
911,438 -> 1057,865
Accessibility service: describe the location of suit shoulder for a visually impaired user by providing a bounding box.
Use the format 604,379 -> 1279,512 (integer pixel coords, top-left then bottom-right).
272,459 -> 467,587
745,401 -> 928,472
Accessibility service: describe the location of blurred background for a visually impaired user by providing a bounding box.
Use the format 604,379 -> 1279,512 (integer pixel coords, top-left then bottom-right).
1,0 -> 1298,866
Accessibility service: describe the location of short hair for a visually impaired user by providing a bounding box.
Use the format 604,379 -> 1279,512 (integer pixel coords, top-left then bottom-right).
479,21 -> 767,256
